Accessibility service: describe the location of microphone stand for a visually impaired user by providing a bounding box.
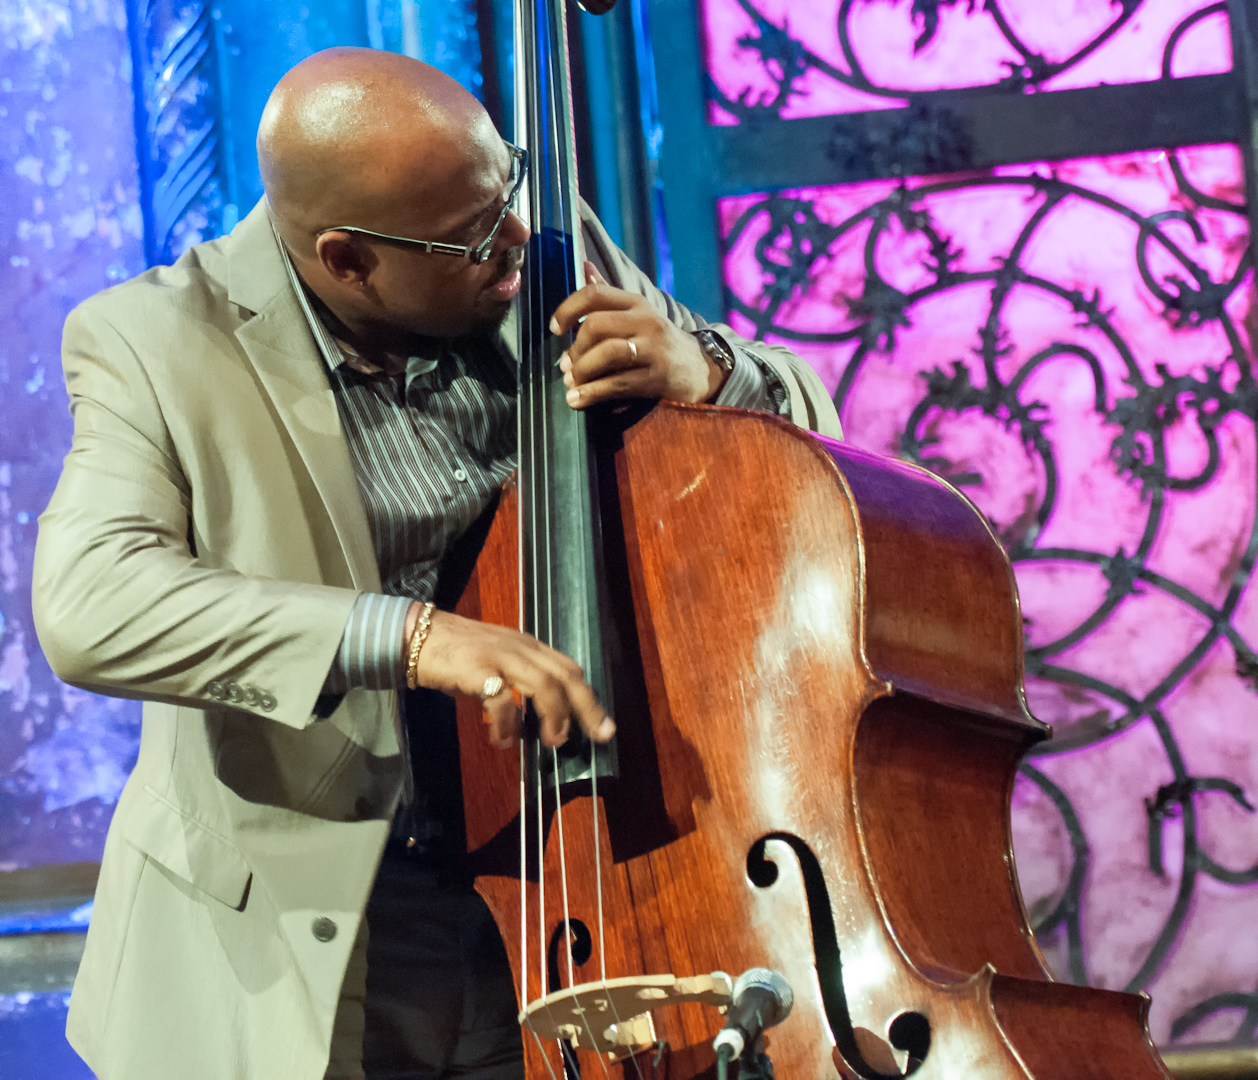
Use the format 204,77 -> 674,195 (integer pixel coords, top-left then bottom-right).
717,1038 -> 777,1080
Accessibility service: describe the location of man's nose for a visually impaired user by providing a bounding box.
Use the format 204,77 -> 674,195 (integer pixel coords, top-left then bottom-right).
500,209 -> 530,250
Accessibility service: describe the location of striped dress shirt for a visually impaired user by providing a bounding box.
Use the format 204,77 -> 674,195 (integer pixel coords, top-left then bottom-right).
273,221 -> 785,694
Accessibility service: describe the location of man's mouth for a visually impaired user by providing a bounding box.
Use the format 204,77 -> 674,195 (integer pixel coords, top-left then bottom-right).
487,268 -> 522,302
485,250 -> 526,302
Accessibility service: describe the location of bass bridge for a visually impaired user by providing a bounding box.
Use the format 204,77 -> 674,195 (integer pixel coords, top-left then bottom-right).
521,972 -> 734,1058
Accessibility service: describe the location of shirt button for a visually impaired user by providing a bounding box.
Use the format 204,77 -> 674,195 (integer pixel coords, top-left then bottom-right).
453,468 -> 468,483
312,917 -> 338,942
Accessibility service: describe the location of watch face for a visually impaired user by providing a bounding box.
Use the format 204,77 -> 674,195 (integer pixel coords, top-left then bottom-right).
698,330 -> 735,371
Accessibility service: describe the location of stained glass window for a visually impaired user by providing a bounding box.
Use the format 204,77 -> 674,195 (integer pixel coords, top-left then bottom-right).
719,141 -> 1258,1042
701,0 -> 1233,124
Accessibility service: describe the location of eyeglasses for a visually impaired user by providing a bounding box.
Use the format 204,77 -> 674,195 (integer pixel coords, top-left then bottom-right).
316,143 -> 528,265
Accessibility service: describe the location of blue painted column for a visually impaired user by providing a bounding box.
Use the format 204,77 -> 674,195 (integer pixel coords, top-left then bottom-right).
366,0 -> 485,98
574,0 -> 669,286
128,0 -> 500,258
211,0 -> 372,217
127,0 -> 372,261
127,0 -> 230,263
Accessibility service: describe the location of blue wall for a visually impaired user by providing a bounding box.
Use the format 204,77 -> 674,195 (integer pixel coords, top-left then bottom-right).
1,3 -> 145,1069
1,0 -> 147,876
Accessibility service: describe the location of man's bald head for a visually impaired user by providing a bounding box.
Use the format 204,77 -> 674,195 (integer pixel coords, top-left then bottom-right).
258,47 -> 502,256
254,48 -> 528,342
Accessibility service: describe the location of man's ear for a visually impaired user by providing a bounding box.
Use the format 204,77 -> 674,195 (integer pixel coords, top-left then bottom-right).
315,232 -> 376,287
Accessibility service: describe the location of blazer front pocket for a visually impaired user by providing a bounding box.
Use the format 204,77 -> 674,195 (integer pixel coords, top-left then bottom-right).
119,785 -> 253,910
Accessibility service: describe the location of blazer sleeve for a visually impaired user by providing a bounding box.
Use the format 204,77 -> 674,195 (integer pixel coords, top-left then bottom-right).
578,200 -> 843,439
32,303 -> 359,730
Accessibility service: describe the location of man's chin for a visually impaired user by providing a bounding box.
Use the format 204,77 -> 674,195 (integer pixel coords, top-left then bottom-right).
468,299 -> 513,338
397,300 -> 511,341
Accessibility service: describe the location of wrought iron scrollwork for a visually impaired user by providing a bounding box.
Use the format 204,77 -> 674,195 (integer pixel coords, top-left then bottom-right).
1146,778 -> 1257,880
1173,989 -> 1258,1044
827,101 -> 976,180
1020,762 -> 1090,987
708,0 -> 1227,121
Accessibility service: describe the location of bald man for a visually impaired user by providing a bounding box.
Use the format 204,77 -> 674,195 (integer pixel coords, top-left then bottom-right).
33,47 -> 840,1080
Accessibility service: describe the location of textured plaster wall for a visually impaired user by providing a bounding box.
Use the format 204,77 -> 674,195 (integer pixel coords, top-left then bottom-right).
0,0 -> 144,871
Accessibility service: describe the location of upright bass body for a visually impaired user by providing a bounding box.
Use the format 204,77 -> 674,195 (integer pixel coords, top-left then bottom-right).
453,402 -> 1174,1080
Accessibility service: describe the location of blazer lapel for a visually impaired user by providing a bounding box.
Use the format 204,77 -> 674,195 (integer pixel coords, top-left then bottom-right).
225,200 -> 381,593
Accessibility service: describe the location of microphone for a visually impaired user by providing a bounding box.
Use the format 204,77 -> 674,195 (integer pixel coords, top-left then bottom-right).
712,968 -> 794,1061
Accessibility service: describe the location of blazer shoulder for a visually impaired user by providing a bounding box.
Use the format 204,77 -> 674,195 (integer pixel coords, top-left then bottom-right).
69,233 -> 235,339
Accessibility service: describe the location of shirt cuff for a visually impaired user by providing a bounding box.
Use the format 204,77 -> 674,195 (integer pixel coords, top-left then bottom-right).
323,592 -> 413,694
711,336 -> 790,415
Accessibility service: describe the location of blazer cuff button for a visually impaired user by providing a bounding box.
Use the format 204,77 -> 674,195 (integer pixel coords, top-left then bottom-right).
312,917 -> 338,942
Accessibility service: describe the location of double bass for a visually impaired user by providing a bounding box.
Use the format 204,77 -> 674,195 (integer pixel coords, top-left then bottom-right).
446,1 -> 1177,1077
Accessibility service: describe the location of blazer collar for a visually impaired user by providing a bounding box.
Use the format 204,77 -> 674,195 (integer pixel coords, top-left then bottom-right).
224,198 -> 381,593
226,197 -> 292,314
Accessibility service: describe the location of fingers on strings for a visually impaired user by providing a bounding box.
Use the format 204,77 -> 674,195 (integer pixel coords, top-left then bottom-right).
481,659 -> 614,749
550,276 -> 636,335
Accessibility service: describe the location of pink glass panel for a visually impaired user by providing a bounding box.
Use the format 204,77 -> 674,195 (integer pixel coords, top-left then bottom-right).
702,0 -> 1233,124
719,144 -> 1258,1044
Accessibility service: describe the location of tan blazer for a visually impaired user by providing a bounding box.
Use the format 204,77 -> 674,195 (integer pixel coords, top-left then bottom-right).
32,198 -> 841,1080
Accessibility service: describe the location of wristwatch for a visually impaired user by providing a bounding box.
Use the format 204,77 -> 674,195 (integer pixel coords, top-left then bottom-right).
692,328 -> 737,376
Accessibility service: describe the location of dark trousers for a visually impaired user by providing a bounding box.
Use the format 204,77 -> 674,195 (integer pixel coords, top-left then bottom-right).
362,854 -> 524,1080
363,677 -> 525,1080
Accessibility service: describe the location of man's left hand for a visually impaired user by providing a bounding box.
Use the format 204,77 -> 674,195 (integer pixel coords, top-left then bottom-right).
549,262 -> 727,408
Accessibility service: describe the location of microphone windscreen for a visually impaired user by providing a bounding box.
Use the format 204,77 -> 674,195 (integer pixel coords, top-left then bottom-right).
731,968 -> 794,1019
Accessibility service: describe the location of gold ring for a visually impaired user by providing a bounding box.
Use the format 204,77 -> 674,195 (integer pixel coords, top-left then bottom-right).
626,338 -> 637,362
481,675 -> 505,700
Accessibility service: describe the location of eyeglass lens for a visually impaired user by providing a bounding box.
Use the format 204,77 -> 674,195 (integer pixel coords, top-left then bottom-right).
474,149 -> 527,262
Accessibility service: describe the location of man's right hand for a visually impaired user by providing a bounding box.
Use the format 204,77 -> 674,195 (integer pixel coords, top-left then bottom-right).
405,605 -> 615,750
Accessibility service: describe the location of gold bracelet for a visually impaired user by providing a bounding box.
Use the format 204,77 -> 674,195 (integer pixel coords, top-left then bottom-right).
405,602 -> 436,690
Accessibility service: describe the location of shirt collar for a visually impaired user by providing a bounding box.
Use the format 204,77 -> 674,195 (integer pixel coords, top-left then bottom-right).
269,212 -> 355,374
